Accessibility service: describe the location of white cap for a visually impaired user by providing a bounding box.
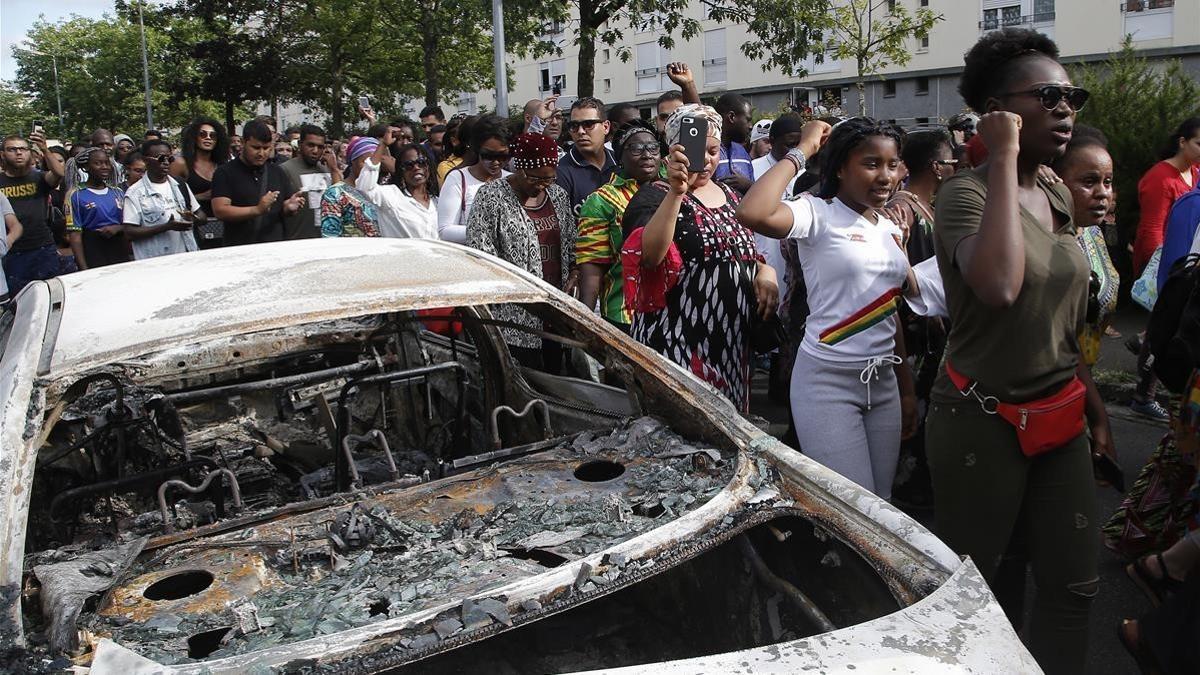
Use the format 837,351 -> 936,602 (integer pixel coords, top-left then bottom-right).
750,119 -> 773,143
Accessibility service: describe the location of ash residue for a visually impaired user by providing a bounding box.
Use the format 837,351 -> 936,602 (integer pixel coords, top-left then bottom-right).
87,417 -> 732,665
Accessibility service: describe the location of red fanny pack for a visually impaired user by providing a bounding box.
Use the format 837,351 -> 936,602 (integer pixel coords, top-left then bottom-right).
945,361 -> 1087,458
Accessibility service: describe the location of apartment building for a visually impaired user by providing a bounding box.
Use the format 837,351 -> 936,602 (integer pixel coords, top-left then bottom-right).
455,0 -> 1200,126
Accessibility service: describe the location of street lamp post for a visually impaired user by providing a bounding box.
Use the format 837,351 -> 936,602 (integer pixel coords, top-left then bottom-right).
492,0 -> 508,116
138,0 -> 155,131
19,45 -> 65,135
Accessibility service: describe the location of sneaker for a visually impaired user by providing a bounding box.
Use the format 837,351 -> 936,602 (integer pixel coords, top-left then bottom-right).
1130,399 -> 1170,421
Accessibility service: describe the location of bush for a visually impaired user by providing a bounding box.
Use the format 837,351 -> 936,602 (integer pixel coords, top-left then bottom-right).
1072,37 -> 1200,241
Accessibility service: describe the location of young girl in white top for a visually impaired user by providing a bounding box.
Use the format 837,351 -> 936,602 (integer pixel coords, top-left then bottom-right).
738,118 -> 918,499
437,115 -> 511,243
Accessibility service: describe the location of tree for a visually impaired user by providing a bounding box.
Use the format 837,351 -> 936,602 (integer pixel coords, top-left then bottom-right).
379,0 -> 557,108
0,83 -> 48,137
12,14 -> 230,139
1073,37 -> 1200,238
722,0 -> 940,114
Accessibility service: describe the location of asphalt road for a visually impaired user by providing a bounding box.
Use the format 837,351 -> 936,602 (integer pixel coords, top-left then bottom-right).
749,304 -> 1174,673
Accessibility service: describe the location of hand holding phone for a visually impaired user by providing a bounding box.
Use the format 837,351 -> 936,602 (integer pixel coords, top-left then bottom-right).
678,114 -> 708,173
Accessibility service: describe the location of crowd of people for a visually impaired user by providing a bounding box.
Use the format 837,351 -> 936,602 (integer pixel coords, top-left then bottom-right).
2,25 -> 1200,675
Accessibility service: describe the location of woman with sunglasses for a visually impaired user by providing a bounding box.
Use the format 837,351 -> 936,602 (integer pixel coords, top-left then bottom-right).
467,133 -> 576,372
438,115 -> 511,244
171,118 -> 230,223
923,29 -> 1102,674
576,120 -> 664,333
353,130 -> 437,239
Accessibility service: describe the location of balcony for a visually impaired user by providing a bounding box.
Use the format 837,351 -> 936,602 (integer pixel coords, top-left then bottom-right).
978,12 -> 1056,30
1121,0 -> 1174,40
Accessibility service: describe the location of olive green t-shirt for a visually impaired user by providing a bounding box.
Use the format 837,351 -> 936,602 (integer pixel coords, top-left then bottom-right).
932,166 -> 1088,404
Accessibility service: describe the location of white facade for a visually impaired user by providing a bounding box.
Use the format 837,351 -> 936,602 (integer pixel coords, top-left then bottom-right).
458,0 -> 1200,124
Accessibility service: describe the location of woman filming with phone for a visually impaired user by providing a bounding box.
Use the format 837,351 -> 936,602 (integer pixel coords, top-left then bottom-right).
619,105 -> 778,413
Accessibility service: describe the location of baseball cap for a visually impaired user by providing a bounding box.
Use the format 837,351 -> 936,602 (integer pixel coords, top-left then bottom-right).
750,119 -> 773,143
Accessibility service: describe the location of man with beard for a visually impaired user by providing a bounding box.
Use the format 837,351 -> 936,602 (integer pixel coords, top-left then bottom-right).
0,130 -> 66,293
280,123 -> 341,239
210,120 -> 305,245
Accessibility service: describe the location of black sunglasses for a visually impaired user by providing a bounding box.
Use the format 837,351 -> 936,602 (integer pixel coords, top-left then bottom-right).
566,119 -> 604,133
624,142 -> 661,157
479,150 -> 511,162
400,157 -> 428,169
1000,85 -> 1089,112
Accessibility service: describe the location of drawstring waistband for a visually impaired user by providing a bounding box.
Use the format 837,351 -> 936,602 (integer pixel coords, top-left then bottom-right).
859,355 -> 903,409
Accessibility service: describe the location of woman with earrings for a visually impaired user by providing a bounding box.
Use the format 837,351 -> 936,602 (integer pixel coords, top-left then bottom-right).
354,130 -> 438,239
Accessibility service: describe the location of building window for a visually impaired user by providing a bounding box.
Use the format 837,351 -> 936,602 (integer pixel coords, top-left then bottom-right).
920,0 -> 928,5
915,76 -> 929,95
635,42 -> 672,95
1033,0 -> 1055,21
883,80 -> 897,98
1125,0 -> 1174,10
538,58 -> 568,96
457,92 -> 476,115
703,28 -> 728,85
919,35 -> 929,51
603,49 -> 610,63
604,79 -> 611,93
983,5 -> 1022,30
887,0 -> 897,11
916,117 -> 930,125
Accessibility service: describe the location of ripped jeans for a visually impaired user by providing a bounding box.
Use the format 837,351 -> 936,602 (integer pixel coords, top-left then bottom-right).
926,400 -> 1098,675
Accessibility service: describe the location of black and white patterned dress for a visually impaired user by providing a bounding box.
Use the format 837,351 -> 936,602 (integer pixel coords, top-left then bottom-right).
622,182 -> 760,412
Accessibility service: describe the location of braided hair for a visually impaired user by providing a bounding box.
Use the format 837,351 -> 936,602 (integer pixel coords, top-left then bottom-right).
815,117 -> 905,200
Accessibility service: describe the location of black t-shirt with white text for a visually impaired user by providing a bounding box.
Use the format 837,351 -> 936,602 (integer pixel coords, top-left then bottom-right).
0,170 -> 54,251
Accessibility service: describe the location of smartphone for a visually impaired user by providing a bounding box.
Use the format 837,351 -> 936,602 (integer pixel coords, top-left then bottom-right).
357,96 -> 370,110
32,120 -> 44,134
679,115 -> 708,173
552,83 -> 561,96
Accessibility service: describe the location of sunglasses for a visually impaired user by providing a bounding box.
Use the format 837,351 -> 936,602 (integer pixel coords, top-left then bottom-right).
1000,85 -> 1090,112
400,157 -> 429,169
935,159 -> 959,166
566,119 -> 604,133
624,142 -> 661,157
197,130 -> 217,139
479,150 -> 511,162
151,153 -> 173,163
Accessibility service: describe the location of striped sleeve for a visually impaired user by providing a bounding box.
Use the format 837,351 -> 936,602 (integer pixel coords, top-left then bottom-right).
575,187 -> 617,266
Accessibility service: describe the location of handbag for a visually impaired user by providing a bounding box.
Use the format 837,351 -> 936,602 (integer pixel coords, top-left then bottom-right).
945,360 -> 1087,457
1132,247 -> 1162,311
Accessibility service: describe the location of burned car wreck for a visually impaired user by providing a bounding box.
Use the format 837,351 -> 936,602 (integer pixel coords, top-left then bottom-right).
0,239 -> 1039,673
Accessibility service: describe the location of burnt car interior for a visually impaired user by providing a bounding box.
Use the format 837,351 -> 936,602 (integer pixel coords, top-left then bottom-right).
15,302 -> 900,671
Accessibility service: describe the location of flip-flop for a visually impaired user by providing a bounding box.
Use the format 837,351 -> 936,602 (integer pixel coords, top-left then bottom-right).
1117,619 -> 1162,674
1125,553 -> 1183,607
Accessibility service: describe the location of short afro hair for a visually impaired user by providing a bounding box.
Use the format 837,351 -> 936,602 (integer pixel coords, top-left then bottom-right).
901,128 -> 952,178
1050,123 -> 1109,174
959,28 -> 1060,113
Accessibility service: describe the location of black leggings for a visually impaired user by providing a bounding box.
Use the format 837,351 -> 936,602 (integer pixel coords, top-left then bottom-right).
926,400 -> 1099,675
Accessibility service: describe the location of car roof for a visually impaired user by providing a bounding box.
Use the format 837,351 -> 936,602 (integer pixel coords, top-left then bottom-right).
45,238 -> 550,375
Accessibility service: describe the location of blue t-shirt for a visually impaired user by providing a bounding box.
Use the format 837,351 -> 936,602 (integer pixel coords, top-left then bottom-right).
1159,185 -> 1200,292
713,142 -> 754,181
67,186 -> 125,233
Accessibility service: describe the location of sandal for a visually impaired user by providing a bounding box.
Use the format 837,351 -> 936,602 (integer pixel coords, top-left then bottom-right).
1126,553 -> 1184,607
1117,619 -> 1162,674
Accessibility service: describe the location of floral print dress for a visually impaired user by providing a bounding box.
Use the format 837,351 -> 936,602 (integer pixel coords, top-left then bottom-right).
621,182 -> 761,412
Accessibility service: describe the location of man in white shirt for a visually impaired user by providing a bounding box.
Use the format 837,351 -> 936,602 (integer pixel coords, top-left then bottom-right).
750,114 -> 806,198
122,139 -> 202,260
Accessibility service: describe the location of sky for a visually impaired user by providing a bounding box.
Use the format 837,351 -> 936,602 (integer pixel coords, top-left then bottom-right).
1,1 -> 127,81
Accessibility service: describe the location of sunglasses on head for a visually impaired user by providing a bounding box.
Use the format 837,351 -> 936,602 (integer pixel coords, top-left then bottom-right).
400,157 -> 428,169
566,119 -> 604,133
1000,84 -> 1090,112
479,150 -> 511,162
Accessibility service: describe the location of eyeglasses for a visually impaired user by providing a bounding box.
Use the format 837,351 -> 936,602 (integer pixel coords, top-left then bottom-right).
624,142 -> 661,157
151,153 -> 173,163
935,159 -> 959,166
197,130 -> 217,139
479,150 -> 511,162
521,171 -> 556,186
400,157 -> 429,169
1000,85 -> 1090,112
566,119 -> 604,133
2,146 -> 30,153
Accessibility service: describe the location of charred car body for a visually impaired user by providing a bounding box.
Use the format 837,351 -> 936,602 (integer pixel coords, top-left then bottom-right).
0,239 -> 1038,673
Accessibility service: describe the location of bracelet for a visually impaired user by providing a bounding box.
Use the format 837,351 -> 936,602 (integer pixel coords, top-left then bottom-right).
783,147 -> 807,173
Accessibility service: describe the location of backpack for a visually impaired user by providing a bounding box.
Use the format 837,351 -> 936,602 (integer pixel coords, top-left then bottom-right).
1148,253 -> 1200,393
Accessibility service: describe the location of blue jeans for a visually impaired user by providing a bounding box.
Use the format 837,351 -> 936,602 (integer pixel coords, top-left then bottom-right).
5,244 -> 61,296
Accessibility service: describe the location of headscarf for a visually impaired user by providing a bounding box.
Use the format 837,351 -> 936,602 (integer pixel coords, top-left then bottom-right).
612,119 -> 660,159
346,136 -> 379,163
113,133 -> 133,147
663,104 -> 722,148
511,132 -> 559,170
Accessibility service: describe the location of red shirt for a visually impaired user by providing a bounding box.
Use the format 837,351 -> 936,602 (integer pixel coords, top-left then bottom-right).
524,196 -> 561,288
1135,160 -> 1200,274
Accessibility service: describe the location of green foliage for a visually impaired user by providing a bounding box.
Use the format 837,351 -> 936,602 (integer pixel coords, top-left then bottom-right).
10,13 -> 233,139
1072,37 -> 1200,233
0,83 -> 49,138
